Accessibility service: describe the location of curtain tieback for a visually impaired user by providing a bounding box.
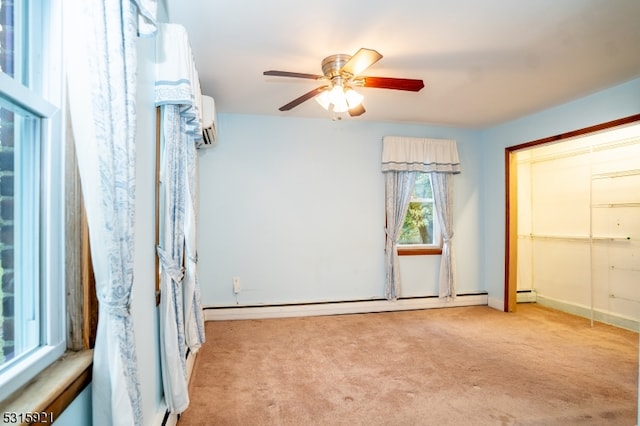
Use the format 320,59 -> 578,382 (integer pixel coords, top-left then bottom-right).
98,296 -> 131,318
105,303 -> 131,318
384,227 -> 395,240
96,284 -> 132,317
384,228 -> 397,253
157,246 -> 185,283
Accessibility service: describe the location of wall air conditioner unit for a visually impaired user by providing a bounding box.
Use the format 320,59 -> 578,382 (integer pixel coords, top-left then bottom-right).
201,95 -> 217,147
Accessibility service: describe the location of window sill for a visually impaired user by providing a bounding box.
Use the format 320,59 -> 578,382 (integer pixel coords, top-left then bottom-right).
398,247 -> 442,256
0,350 -> 93,423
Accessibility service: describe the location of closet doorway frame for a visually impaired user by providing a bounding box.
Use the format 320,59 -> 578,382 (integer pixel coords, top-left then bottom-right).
504,113 -> 640,312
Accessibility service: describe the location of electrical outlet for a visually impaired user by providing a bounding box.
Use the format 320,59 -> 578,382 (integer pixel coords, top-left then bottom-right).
232,277 -> 241,294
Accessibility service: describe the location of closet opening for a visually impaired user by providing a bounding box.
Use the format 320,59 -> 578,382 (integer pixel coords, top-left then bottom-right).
505,114 -> 640,331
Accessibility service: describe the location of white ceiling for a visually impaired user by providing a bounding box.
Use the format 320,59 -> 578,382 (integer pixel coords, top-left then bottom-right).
164,0 -> 640,128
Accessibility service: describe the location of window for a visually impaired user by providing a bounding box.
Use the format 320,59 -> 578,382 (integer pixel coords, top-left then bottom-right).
0,0 -> 65,401
398,173 -> 442,255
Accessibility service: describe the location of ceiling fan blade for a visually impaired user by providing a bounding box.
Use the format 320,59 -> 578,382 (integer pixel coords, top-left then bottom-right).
362,76 -> 425,92
264,70 -> 323,80
341,48 -> 382,77
279,86 -> 329,111
348,104 -> 366,117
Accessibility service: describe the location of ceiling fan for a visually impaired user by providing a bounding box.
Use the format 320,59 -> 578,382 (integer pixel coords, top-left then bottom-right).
263,48 -> 424,117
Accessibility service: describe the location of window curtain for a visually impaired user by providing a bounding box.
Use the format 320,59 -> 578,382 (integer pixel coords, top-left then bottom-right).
382,136 -> 461,300
157,105 -> 189,413
183,129 -> 206,351
431,172 -> 456,300
155,23 -> 206,414
384,171 -> 417,300
65,1 -> 157,425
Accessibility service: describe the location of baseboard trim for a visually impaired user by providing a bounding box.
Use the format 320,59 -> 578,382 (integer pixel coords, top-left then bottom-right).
536,294 -> 639,332
203,294 -> 488,321
487,297 -> 504,312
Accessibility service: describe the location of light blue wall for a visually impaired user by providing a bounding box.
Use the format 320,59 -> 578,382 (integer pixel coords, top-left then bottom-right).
197,114 -> 483,305
479,78 -> 640,307
197,77 -> 640,309
56,387 -> 91,426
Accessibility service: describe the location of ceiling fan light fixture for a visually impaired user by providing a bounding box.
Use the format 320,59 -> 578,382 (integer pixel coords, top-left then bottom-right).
315,85 -> 363,113
328,85 -> 346,105
344,88 -> 363,108
315,90 -> 331,110
329,85 -> 349,112
332,101 -> 349,113
265,47 -> 424,117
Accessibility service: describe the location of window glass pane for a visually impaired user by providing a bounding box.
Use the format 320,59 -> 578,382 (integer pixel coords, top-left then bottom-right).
0,0 -> 17,78
0,99 -> 39,371
1,0 -> 28,87
413,173 -> 433,199
400,201 -> 434,244
398,173 -> 436,246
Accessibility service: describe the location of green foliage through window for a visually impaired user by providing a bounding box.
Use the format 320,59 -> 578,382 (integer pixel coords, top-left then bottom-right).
399,173 -> 436,245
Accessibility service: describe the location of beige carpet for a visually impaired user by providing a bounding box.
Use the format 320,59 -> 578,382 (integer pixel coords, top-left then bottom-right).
179,304 -> 639,426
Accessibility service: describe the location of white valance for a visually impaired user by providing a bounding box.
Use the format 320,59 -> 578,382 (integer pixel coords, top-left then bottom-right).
155,23 -> 203,145
381,136 -> 461,173
133,0 -> 158,36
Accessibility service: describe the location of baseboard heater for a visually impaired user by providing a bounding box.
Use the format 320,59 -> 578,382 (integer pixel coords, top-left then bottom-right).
517,290 -> 537,303
203,293 -> 488,321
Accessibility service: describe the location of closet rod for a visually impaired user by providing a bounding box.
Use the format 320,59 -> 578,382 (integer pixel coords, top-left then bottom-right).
591,168 -> 640,179
609,265 -> 640,273
518,234 -> 631,242
591,202 -> 640,208
517,136 -> 640,165
609,294 -> 640,304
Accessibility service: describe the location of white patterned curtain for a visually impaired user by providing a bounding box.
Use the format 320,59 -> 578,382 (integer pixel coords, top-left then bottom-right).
183,130 -> 206,351
384,172 -> 417,300
382,136 -> 461,300
65,1 -> 157,425
431,172 -> 456,300
155,23 -> 206,413
157,105 -> 189,413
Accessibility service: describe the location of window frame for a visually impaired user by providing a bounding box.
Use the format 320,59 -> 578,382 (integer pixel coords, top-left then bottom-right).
397,172 -> 443,256
0,0 -> 66,401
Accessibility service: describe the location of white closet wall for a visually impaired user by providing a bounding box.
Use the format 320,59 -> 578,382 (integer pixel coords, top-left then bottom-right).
516,124 -> 640,329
